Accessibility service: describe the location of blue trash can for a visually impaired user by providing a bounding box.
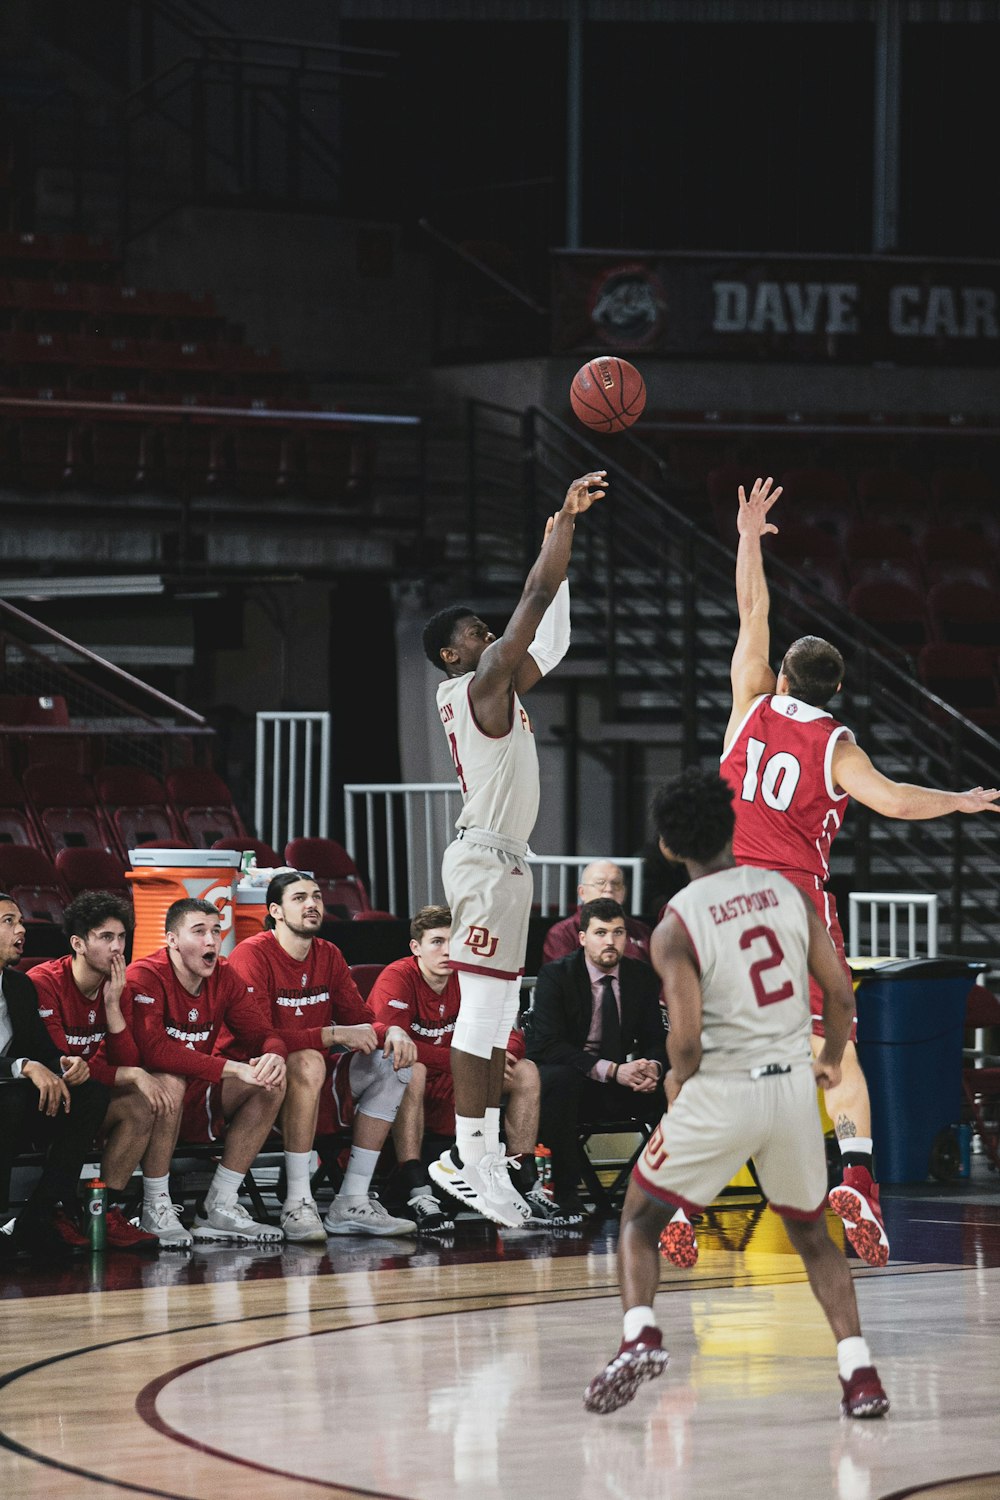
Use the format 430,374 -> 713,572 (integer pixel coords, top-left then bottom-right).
854,957 -> 983,1184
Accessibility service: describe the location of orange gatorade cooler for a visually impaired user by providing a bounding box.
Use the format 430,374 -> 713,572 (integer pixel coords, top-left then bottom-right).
126,848 -> 241,960
234,881 -> 269,944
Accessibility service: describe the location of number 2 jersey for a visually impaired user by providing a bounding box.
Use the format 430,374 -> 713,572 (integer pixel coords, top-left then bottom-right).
720,693 -> 855,884
666,864 -> 812,1075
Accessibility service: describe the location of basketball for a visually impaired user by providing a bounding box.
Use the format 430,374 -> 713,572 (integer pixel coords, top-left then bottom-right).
570,356 -> 646,433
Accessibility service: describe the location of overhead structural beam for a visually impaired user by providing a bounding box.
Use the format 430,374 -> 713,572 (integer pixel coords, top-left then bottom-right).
873,0 -> 902,252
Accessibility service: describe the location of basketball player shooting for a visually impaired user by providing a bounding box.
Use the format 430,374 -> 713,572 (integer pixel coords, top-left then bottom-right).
421,470 -> 607,1228
721,475 -> 1000,1267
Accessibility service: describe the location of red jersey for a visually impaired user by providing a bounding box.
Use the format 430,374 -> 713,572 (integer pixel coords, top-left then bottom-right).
125,947 -> 286,1084
226,930 -> 386,1050
31,954 -> 141,1087
367,955 -> 525,1071
720,693 -> 855,883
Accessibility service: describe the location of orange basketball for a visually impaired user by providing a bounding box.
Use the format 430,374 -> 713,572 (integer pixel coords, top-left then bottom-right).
570,356 -> 646,433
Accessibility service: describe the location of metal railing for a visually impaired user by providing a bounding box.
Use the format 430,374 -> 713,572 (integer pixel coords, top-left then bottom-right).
848,892 -> 939,960
343,781 -> 644,921
255,711 -> 331,854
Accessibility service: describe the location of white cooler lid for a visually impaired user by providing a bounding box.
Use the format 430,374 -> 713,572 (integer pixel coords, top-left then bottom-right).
236,884 -> 268,902
128,849 -> 242,869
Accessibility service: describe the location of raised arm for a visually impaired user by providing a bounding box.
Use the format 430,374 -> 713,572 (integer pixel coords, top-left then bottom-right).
724,476 -> 782,749
832,739 -> 1000,820
470,471 -> 606,729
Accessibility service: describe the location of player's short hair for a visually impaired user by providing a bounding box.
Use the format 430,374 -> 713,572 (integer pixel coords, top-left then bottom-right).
63,890 -> 134,941
410,904 -> 451,941
422,605 -> 477,671
780,635 -> 845,707
579,897 -> 626,931
0,892 -> 14,905
264,869 -> 320,929
165,897 -> 219,934
652,769 -> 735,864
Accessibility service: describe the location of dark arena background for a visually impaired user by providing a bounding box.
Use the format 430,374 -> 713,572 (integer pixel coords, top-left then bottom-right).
1,5 -> 1000,1498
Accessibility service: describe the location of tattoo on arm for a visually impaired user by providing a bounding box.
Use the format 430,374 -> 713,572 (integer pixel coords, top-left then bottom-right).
836,1114 -> 858,1140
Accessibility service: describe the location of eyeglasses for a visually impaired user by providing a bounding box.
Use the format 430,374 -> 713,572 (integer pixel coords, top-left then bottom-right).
582,879 -> 625,892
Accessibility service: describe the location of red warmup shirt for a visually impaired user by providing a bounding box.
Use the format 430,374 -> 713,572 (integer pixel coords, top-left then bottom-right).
31,954 -> 141,1087
720,693 -> 855,884
367,955 -> 525,1069
226,929 -> 387,1050
126,947 -> 287,1084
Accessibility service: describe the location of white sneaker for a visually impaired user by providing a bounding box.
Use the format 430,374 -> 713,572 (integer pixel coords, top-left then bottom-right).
323,1194 -> 417,1237
280,1197 -> 326,1243
480,1148 -> 532,1225
140,1195 -> 193,1249
428,1147 -> 525,1229
192,1197 -> 284,1243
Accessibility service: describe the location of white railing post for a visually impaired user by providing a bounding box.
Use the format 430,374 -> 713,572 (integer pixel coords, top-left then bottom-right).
254,711 -> 331,852
848,891 -> 939,960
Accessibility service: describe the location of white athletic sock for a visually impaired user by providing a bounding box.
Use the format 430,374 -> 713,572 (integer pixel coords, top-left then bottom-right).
206,1164 -> 244,1210
284,1151 -> 313,1202
143,1173 -> 170,1205
456,1115 -> 487,1167
623,1306 -> 658,1343
839,1137 -> 873,1157
484,1107 -> 502,1155
338,1146 -> 380,1200
837,1336 -> 872,1380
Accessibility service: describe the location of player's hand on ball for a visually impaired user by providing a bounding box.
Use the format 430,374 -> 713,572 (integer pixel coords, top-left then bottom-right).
563,470 -> 608,516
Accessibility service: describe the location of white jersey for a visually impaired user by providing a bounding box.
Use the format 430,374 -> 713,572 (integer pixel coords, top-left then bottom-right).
666,865 -> 812,1075
436,672 -> 539,844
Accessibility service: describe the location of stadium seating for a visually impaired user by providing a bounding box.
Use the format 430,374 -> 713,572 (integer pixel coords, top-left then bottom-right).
916,644 -> 1000,731
283,836 -> 376,919
927,580 -> 1000,649
855,467 -> 929,527
21,764 -> 116,858
841,520 -> 921,589
165,766 -> 249,848
0,845 -> 68,924
348,963 -> 386,999
55,846 -> 131,901
0,768 -> 39,847
211,836 -> 284,868
846,578 -> 929,655
916,524 -> 998,589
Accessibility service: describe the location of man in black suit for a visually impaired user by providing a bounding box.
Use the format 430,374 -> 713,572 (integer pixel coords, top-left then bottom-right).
0,894 -> 110,1258
525,898 -> 667,1217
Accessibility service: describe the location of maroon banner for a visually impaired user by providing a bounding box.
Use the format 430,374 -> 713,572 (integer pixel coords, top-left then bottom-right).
551,251 -> 1000,366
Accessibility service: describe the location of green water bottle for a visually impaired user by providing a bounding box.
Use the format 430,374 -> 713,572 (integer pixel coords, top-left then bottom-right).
87,1178 -> 107,1252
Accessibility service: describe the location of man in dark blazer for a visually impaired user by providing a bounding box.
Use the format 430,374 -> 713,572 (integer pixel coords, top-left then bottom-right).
0,894 -> 110,1259
525,897 -> 667,1217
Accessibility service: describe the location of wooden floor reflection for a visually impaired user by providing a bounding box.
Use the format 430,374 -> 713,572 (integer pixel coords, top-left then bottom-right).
2,1176 -> 1000,1500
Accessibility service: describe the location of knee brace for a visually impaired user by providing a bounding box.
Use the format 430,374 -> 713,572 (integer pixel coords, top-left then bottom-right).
452,971 -> 508,1060
494,980 -> 522,1051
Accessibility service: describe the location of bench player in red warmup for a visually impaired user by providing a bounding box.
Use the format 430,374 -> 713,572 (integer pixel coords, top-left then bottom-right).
720,476 -> 1000,1266
584,769 -> 889,1421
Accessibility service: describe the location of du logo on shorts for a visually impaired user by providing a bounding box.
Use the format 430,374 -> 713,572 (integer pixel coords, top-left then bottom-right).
466,925 -> 499,958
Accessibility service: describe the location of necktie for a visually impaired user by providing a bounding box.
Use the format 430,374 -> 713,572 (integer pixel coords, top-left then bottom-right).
600,974 -> 622,1065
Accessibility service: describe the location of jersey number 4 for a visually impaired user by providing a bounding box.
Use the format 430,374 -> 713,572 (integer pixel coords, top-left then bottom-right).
739,924 -> 794,1007
448,732 -> 468,794
740,736 -> 801,811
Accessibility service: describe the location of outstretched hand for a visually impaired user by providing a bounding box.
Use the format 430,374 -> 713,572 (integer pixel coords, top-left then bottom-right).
958,786 -> 1000,814
561,470 -> 608,517
737,475 -> 782,539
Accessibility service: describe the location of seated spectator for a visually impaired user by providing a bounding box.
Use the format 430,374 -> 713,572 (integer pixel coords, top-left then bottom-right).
367,904 -> 568,1231
525,897 -> 668,1220
31,890 -> 181,1253
227,871 -> 417,1241
126,898 -> 287,1248
0,894 -> 110,1260
542,861 -> 652,965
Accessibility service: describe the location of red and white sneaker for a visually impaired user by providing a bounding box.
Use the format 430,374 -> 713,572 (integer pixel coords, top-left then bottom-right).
828,1166 -> 890,1267
840,1365 -> 890,1418
659,1207 -> 698,1268
105,1207 -> 160,1254
583,1326 -> 670,1414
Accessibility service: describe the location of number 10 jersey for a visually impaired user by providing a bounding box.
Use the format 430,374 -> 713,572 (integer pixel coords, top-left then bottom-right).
720,692 -> 855,884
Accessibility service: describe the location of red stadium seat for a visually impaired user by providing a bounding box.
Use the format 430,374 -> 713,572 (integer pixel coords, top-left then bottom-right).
211,836 -> 283,867
855,467 -> 930,526
846,579 -> 929,655
842,520 -> 920,588
21,765 -> 116,858
927,581 -> 1000,650
165,767 -> 249,849
0,845 -> 68,924
283,836 -> 375,919
916,525 -> 998,590
178,806 -> 247,849
55,846 -> 131,901
778,466 -> 855,529
113,806 -> 182,854
348,963 -> 386,1000
916,645 -> 1000,731
0,768 -> 39,848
